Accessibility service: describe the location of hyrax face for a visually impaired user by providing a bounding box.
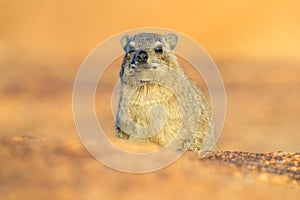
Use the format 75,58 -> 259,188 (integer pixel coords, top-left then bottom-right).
119,33 -> 179,86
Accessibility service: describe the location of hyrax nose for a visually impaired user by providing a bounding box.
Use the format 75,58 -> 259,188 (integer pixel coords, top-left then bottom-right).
136,50 -> 148,62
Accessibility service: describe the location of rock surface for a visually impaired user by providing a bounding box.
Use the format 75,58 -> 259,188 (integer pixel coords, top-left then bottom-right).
1,136 -> 300,200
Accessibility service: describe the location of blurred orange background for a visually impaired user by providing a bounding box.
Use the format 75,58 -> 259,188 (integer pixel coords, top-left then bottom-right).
1,0 -> 300,60
1,1 -> 300,199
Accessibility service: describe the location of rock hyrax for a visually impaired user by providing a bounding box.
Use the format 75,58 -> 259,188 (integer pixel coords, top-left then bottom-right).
115,32 -> 214,151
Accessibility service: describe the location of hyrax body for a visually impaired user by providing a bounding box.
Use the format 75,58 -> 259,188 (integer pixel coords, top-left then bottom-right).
115,32 -> 214,151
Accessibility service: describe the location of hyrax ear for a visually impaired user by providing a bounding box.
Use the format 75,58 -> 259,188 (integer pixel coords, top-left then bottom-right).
163,33 -> 178,50
120,34 -> 131,51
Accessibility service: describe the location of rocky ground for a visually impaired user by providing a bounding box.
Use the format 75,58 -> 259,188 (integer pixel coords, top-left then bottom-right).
1,135 -> 299,200
201,151 -> 300,183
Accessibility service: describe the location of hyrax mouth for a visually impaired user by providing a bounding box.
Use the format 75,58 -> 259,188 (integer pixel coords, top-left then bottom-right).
130,62 -> 159,70
129,62 -> 160,83
130,62 -> 160,83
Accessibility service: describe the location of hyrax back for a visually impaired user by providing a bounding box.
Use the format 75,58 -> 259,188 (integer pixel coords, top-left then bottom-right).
116,32 -> 214,151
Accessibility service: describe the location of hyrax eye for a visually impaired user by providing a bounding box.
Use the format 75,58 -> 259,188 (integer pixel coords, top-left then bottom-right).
155,45 -> 163,54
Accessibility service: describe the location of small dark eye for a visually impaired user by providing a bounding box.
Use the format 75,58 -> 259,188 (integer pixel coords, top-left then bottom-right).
155,45 -> 163,54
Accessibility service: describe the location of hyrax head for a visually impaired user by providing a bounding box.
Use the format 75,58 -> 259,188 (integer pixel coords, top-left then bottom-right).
119,33 -> 179,82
